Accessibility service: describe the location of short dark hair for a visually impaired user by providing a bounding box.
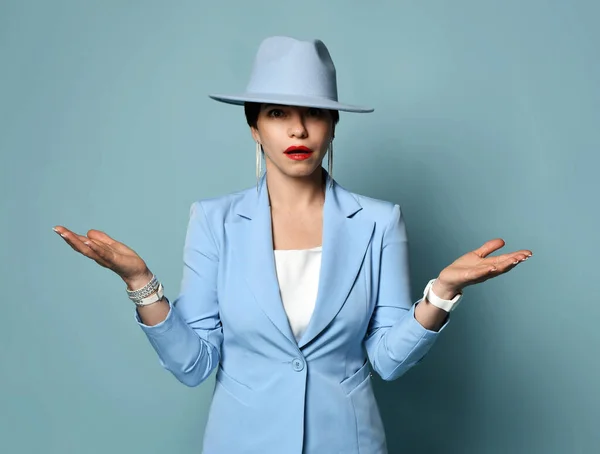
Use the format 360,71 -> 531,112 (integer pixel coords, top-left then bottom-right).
244,102 -> 339,128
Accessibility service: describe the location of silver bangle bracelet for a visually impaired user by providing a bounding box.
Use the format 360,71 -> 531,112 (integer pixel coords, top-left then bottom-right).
126,274 -> 159,301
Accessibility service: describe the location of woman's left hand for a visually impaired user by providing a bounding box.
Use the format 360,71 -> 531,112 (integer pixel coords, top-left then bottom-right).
433,238 -> 532,298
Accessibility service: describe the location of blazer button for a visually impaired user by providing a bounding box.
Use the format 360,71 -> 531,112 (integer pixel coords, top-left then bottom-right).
292,358 -> 305,372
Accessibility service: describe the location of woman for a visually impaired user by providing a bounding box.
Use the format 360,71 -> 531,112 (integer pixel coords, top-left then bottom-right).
54,36 -> 532,454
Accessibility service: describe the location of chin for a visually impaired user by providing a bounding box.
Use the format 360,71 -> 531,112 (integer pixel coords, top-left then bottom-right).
282,164 -> 322,179
266,154 -> 325,178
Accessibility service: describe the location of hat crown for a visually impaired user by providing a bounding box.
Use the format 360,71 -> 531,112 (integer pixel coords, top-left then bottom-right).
208,35 -> 373,113
245,36 -> 338,102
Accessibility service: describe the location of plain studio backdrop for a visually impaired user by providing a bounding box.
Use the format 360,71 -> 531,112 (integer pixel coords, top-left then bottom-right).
1,1 -> 598,453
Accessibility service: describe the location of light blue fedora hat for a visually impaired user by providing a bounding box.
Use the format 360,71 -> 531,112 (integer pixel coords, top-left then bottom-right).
209,36 -> 373,113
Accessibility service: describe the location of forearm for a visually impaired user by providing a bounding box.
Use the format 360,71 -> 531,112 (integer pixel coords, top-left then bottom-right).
126,270 -> 222,386
366,302 -> 446,381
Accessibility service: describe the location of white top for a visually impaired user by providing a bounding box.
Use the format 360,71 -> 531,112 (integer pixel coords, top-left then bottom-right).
273,246 -> 322,342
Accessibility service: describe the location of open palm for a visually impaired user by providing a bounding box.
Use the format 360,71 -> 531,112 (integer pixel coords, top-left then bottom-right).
437,238 -> 532,292
53,226 -> 148,282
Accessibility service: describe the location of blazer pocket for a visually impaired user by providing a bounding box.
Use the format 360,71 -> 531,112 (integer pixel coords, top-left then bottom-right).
340,359 -> 372,396
215,366 -> 254,406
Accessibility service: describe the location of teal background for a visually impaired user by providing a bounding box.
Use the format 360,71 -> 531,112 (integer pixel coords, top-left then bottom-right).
1,0 -> 598,453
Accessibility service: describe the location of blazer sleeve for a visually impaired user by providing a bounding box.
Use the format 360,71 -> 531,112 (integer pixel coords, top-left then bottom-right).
134,201 -> 223,387
364,204 -> 450,381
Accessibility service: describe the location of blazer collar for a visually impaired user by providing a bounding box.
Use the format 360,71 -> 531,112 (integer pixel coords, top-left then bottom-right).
234,168 -> 362,220
226,169 -> 375,348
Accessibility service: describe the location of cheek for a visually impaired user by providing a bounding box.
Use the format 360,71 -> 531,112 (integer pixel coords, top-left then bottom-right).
312,124 -> 333,146
259,132 -> 278,150
253,126 -> 271,146
317,118 -> 334,135
256,120 -> 284,139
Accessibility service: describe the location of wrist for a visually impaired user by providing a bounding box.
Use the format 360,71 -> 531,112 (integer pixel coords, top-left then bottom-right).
124,270 -> 154,291
432,278 -> 461,301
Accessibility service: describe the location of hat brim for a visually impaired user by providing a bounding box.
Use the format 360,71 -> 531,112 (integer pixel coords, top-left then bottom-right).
208,92 -> 373,113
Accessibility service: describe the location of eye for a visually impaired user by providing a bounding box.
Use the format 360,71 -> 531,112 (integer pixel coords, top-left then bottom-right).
307,108 -> 323,117
267,109 -> 285,118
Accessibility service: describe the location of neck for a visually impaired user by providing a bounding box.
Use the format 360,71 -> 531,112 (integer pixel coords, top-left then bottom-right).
265,166 -> 326,212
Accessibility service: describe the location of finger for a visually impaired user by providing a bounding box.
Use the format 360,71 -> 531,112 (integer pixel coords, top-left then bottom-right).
88,232 -> 140,257
53,226 -> 76,237
54,226 -> 84,250
487,250 -> 532,266
493,255 -> 524,274
55,228 -> 106,263
54,226 -> 89,243
470,263 -> 501,281
87,229 -> 118,246
472,238 -> 506,258
83,238 -> 117,267
463,251 -> 531,287
471,260 -> 517,285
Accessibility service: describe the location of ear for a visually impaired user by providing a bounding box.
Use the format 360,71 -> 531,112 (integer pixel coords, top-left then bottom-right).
250,126 -> 260,144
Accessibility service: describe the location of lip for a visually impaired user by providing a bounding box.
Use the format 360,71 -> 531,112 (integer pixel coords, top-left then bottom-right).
284,145 -> 313,153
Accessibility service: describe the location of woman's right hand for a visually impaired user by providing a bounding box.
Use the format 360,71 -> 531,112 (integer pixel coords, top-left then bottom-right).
53,226 -> 152,290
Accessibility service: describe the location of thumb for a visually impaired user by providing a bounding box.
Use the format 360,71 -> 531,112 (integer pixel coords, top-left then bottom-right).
87,229 -> 117,245
472,238 -> 505,258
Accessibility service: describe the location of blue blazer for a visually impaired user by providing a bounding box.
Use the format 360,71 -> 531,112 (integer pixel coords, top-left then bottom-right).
137,170 -> 449,454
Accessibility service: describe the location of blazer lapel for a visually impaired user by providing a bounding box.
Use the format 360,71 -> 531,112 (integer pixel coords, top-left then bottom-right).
297,172 -> 374,348
225,170 -> 375,349
225,173 -> 297,345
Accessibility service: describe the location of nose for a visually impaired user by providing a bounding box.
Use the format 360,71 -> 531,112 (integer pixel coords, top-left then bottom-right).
288,111 -> 308,139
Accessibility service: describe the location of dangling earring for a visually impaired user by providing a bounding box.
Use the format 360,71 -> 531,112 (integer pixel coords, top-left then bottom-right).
256,141 -> 262,192
327,139 -> 334,188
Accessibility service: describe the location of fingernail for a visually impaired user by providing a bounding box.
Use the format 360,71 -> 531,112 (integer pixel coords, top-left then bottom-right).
53,228 -> 66,238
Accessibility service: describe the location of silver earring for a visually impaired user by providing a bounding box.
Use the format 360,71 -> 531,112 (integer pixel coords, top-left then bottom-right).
328,140 -> 334,188
256,142 -> 262,192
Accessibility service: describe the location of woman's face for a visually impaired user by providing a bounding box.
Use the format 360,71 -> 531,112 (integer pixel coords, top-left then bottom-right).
250,104 -> 335,179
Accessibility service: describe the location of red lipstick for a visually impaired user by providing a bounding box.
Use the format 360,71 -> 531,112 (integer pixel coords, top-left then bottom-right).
284,145 -> 313,160
285,145 -> 313,153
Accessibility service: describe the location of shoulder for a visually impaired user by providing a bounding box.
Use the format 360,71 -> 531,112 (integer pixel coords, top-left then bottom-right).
340,183 -> 404,225
185,180 -> 405,227
187,184 -> 255,223
339,185 -> 408,243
